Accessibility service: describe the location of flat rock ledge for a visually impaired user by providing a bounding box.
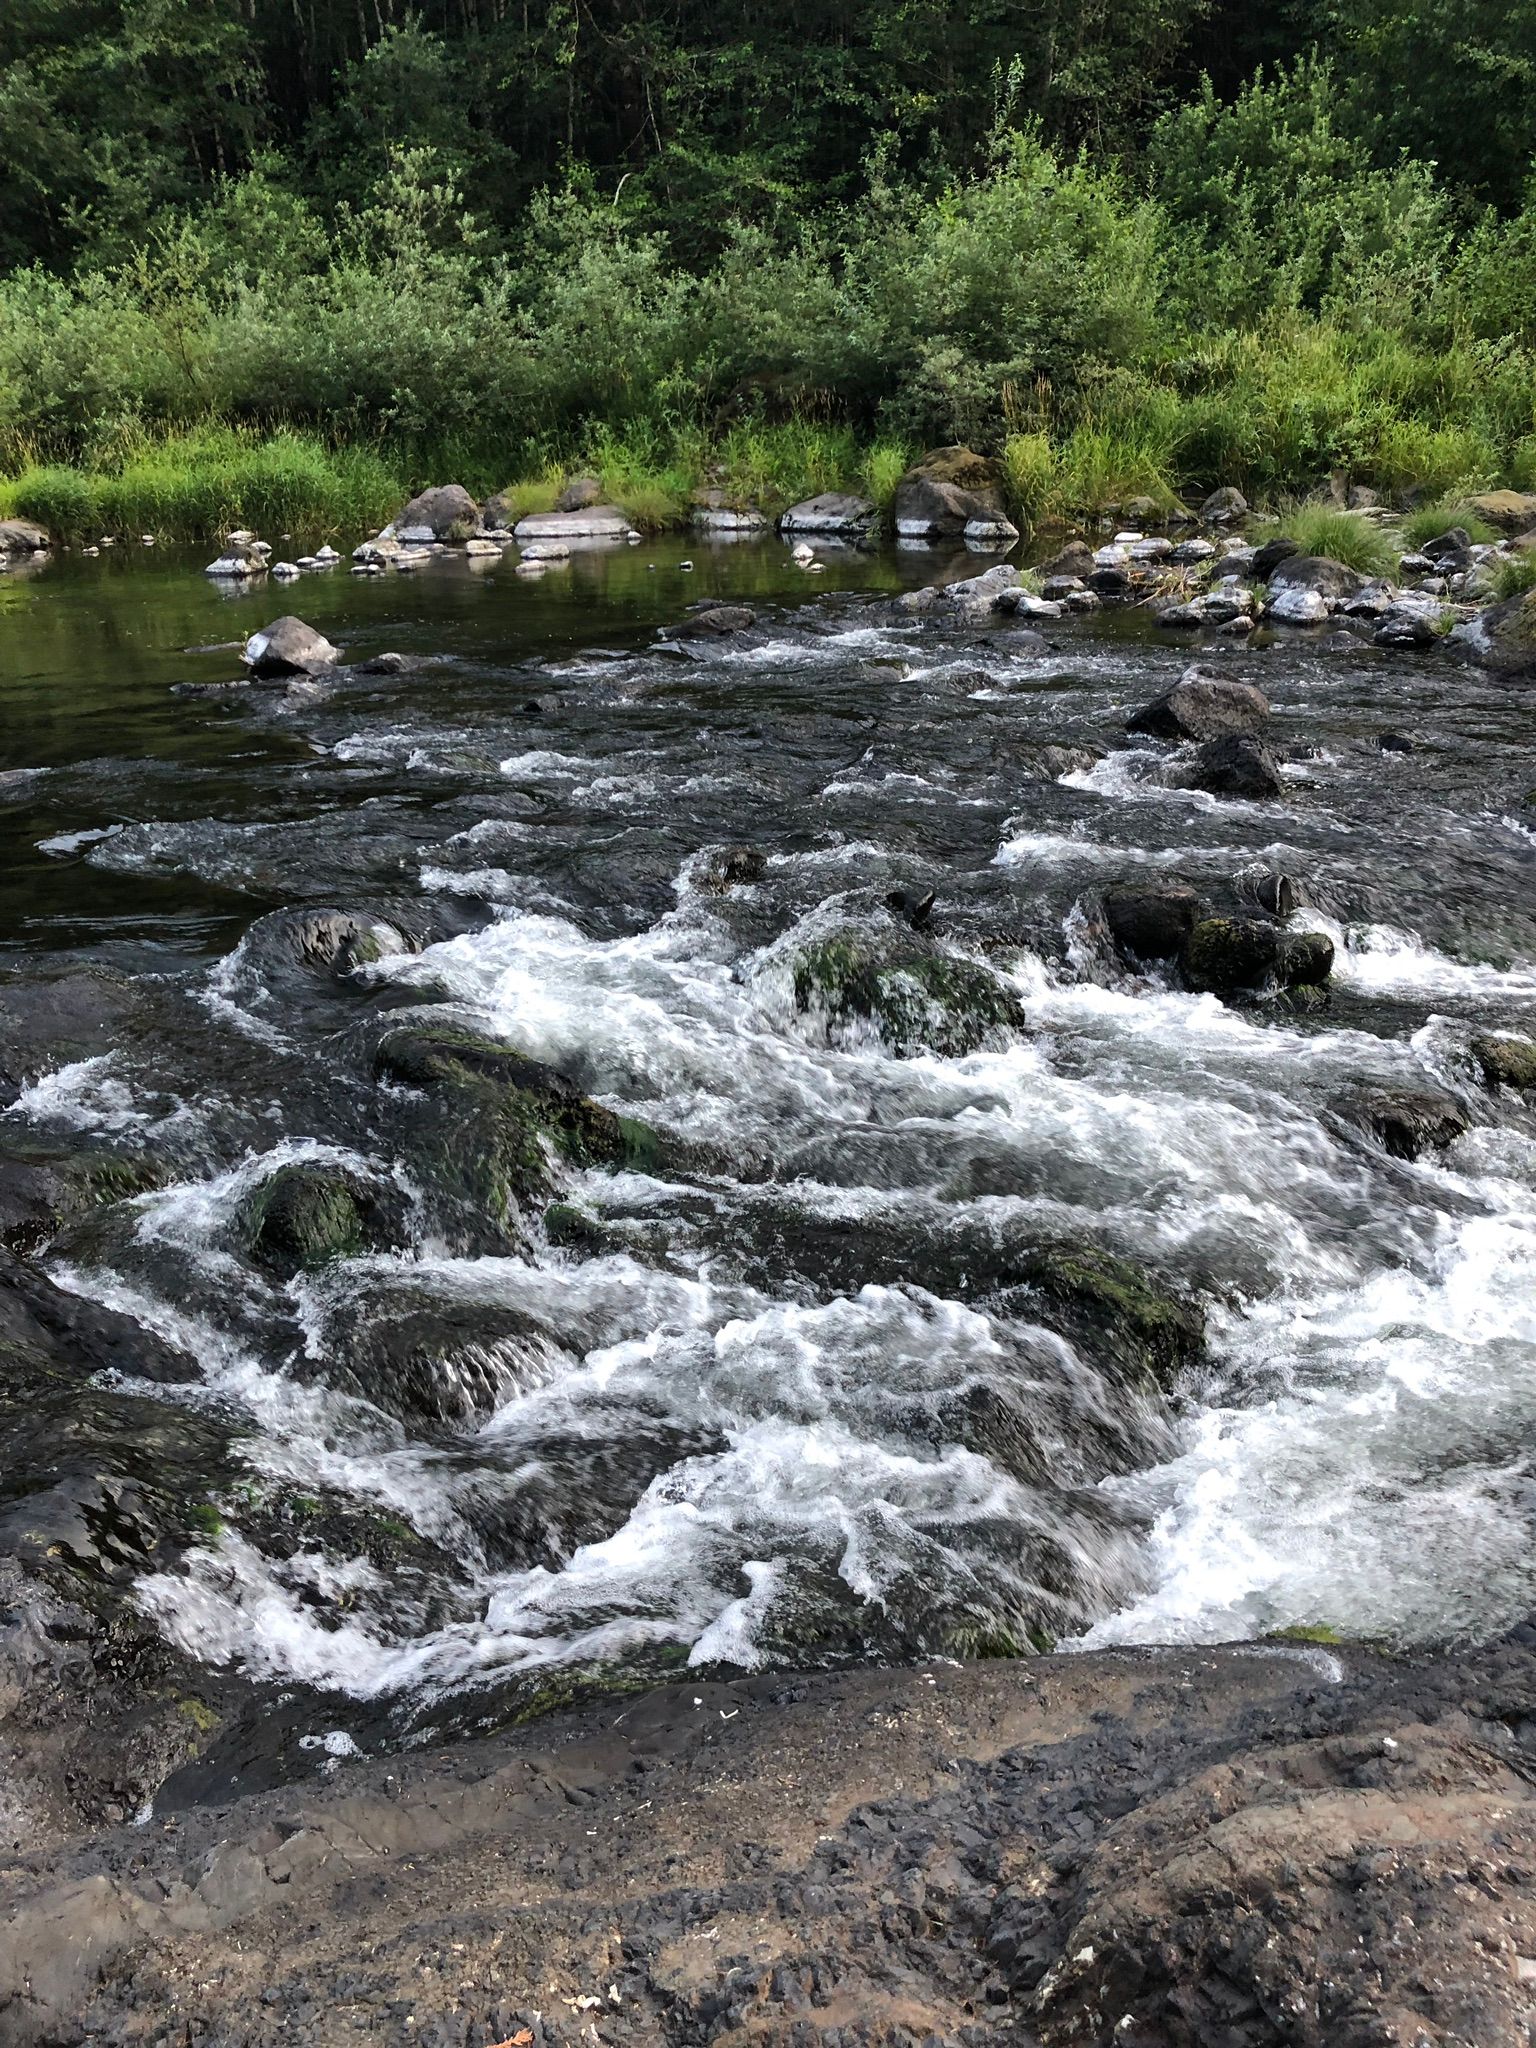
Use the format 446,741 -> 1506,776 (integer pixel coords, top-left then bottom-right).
4,1624 -> 1536,2046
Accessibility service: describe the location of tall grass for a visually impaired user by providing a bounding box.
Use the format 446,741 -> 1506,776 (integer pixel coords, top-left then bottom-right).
1401,499 -> 1500,546
0,426 -> 402,540
1483,553 -> 1536,601
1276,503 -> 1397,574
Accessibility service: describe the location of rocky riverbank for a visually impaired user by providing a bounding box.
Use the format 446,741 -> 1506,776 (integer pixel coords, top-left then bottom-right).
4,1620 -> 1536,2046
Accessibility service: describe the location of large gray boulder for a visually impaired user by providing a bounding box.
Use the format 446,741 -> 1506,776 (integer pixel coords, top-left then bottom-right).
0,517 -> 50,554
394,484 -> 480,544
1449,589 -> 1536,677
1126,666 -> 1270,742
513,507 -> 631,541
1268,554 -> 1364,600
242,616 -> 340,678
779,492 -> 880,537
894,447 -> 1018,541
1465,491 -> 1536,535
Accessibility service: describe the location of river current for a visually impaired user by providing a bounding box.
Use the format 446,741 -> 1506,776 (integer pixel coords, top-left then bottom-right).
3,535 -> 1535,1749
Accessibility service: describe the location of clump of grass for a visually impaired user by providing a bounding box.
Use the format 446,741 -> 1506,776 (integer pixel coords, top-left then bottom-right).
1277,503 -> 1396,575
486,470 -> 562,523
859,436 -> 914,515
1364,418 -> 1494,499
715,421 -> 865,511
0,425 -> 402,540
1483,552 -> 1536,601
1057,421 -> 1176,515
1401,499 -> 1499,547
1001,431 -> 1059,528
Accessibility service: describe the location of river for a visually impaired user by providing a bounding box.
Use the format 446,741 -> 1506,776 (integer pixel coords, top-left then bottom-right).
3,532 -> 1534,1767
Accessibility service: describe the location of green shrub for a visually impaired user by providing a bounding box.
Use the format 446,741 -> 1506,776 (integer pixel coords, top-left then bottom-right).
1484,553 -> 1536,601
1277,503 -> 1396,574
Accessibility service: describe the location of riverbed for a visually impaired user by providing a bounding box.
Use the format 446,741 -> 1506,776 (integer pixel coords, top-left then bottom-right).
3,532 -> 1535,1771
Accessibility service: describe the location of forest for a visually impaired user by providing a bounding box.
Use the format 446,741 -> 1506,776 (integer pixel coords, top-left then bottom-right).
2,0 -> 1535,533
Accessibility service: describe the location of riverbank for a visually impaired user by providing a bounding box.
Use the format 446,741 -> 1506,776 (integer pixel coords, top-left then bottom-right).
5,1623 -> 1536,2045
5,412 -> 1536,552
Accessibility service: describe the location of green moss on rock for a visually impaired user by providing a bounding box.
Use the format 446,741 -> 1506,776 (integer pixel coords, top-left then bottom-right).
1473,1033 -> 1536,1092
1007,1242 -> 1205,1392
239,1164 -> 374,1274
792,934 -> 1027,1057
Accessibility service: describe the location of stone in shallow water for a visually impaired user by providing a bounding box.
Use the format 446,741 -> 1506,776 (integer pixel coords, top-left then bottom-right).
242,615 -> 339,677
1126,666 -> 1270,742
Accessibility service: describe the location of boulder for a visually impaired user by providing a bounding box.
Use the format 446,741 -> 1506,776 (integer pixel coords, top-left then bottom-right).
1265,584 -> 1331,624
0,518 -> 50,554
238,1163 -> 387,1276
1472,1033 -> 1536,1092
1449,590 -> 1536,677
555,475 -> 604,513
1200,487 -> 1249,525
1374,610 -> 1438,648
1186,733 -> 1284,799
789,929 -> 1027,1058
1268,554 -> 1363,600
941,563 -> 1021,618
204,551 -> 265,580
1421,527 -> 1471,562
241,616 -> 339,678
1335,1088 -> 1469,1161
692,506 -> 769,533
694,845 -> 767,891
680,605 -> 756,637
513,508 -> 631,542
1126,666 -> 1270,742
894,447 -> 1017,540
1465,491 -> 1536,535
1251,536 -> 1301,581
779,493 -> 880,537
1184,917 -> 1332,995
1039,540 -> 1095,580
394,484 -> 480,544
1102,884 -> 1205,962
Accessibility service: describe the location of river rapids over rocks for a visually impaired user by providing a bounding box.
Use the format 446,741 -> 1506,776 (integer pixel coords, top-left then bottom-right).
3,540 -> 1536,1788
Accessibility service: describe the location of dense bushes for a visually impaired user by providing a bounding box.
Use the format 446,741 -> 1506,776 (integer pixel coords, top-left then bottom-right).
0,62 -> 1533,536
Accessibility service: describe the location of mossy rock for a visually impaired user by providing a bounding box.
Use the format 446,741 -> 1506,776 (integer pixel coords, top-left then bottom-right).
376,1024 -> 657,1241
1472,1033 -> 1536,1093
1183,917 -> 1332,998
1003,1242 -> 1205,1392
238,1163 -> 381,1275
0,1142 -> 171,1256
792,934 -> 1027,1057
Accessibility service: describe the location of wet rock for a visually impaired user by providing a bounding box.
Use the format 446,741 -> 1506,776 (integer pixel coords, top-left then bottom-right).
1183,916 -> 1333,995
1126,666 -> 1270,742
1336,1088 -> 1469,1160
356,650 -> 409,674
694,844 -> 768,891
1169,537 -> 1216,565
1040,574 -> 1084,600
779,492 -> 880,538
942,562 -> 1020,617
1001,1242 -> 1205,1393
0,1139 -> 168,1257
242,615 -> 340,678
1199,486 -> 1249,524
679,605 -> 756,637
894,446 -> 1018,541
790,929 -> 1027,1058
204,549 -> 265,580
1186,732 -> 1284,798
1379,730 -> 1414,752
243,906 -> 415,977
1450,588 -> 1536,677
1472,1033 -> 1536,1092
376,1024 -> 653,1243
513,506 -> 631,542
1422,526 -> 1472,562
1101,883 -> 1205,962
238,1163 -> 390,1276
1268,553 -> 1364,600
1374,608 -> 1438,648
886,886 -> 936,930
394,484 -> 480,544
1087,564 -> 1131,595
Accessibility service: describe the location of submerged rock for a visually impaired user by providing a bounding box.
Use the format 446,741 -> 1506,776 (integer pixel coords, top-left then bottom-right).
693,844 -> 767,891
1125,665 -> 1269,742
680,604 -> 756,637
790,929 -> 1027,1057
242,616 -> 340,678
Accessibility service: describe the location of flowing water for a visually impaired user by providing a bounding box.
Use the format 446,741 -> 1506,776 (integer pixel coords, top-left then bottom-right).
3,535 -> 1535,1757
